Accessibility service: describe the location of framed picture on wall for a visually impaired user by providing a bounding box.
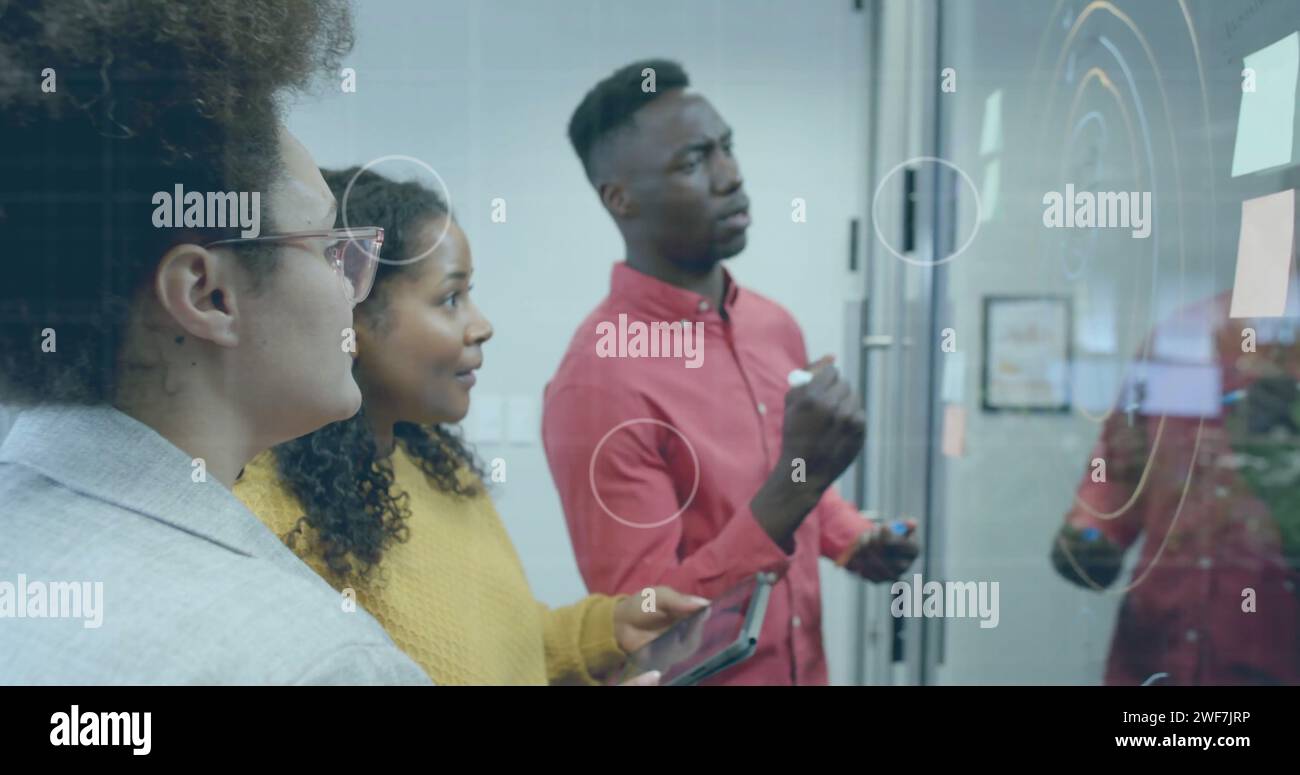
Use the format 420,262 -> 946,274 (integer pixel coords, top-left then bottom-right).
981,295 -> 1072,412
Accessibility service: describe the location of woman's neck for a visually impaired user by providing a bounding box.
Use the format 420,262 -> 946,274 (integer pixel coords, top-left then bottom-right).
366,408 -> 399,459
115,392 -> 256,489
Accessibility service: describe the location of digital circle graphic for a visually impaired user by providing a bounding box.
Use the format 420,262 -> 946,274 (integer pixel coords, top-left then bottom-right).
588,418 -> 701,530
870,155 -> 982,267
1031,0 -> 1216,595
340,154 -> 454,266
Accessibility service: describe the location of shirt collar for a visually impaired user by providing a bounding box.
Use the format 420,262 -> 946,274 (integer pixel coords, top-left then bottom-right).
608,261 -> 742,322
0,404 -> 285,559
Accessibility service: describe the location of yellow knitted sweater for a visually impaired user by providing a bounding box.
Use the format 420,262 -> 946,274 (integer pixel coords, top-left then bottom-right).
233,442 -> 626,685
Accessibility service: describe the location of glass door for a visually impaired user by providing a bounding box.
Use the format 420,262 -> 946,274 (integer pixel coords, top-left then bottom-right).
920,0 -> 1300,685
855,0 -> 947,685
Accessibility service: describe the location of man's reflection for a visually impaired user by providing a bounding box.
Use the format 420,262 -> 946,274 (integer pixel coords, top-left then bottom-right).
1051,293 -> 1300,685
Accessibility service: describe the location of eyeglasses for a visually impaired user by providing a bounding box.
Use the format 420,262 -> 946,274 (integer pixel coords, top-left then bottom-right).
205,227 -> 383,306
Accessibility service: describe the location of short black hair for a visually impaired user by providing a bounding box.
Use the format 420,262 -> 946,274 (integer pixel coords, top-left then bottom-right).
567,58 -> 689,178
0,0 -> 354,405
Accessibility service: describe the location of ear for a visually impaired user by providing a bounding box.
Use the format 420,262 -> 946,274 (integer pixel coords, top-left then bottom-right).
153,243 -> 244,348
599,179 -> 636,219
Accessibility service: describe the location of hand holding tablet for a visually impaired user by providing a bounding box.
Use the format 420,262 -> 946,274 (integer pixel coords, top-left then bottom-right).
616,573 -> 776,686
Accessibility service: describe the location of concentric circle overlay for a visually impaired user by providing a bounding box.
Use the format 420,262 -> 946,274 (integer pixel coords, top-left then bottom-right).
870,156 -> 982,267
1039,0 -> 1210,598
340,154 -> 453,266
588,418 -> 700,530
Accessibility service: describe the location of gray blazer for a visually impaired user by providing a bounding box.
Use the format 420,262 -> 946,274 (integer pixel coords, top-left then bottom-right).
0,405 -> 432,685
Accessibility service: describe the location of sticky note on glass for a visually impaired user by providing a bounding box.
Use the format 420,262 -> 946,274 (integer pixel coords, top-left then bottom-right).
941,404 -> 967,458
1231,32 -> 1299,177
1229,189 -> 1295,319
979,89 -> 1002,156
979,158 -> 1000,223
1131,361 -> 1223,418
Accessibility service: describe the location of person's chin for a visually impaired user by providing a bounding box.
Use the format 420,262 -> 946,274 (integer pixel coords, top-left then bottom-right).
432,387 -> 471,425
272,384 -> 361,447
333,378 -> 364,421
717,232 -> 748,259
446,391 -> 471,424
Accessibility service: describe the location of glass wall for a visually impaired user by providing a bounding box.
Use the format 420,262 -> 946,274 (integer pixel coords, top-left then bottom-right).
917,0 -> 1300,684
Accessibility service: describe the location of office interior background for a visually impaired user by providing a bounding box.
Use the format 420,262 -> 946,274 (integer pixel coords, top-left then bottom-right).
3,0 -> 1296,685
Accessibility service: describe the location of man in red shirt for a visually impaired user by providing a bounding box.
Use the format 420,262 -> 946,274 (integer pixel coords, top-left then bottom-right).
542,59 -> 918,685
1051,293 -> 1300,685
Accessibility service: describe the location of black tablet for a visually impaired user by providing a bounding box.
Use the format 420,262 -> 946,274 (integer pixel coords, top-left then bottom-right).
617,572 -> 776,686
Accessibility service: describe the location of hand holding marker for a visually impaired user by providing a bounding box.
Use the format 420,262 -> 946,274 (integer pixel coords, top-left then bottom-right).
787,366 -> 913,541
788,367 -> 815,388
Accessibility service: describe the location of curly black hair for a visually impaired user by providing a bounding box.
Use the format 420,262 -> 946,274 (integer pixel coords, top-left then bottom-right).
271,167 -> 486,580
0,0 -> 355,405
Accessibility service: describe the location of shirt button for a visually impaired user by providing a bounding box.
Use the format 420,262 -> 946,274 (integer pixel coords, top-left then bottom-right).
1185,629 -> 1199,643
1214,486 -> 1229,498
1198,556 -> 1212,570
757,402 -> 767,415
792,616 -> 802,628
697,300 -> 710,313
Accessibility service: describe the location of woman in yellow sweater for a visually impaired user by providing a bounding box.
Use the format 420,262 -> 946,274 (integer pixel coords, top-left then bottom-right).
234,168 -> 706,685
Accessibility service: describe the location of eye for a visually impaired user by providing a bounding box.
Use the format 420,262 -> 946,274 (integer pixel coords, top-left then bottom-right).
437,283 -> 472,309
323,242 -> 343,265
440,288 -> 467,308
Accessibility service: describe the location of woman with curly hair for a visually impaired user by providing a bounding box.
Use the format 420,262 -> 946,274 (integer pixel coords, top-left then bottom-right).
235,168 -> 707,685
0,0 -> 428,684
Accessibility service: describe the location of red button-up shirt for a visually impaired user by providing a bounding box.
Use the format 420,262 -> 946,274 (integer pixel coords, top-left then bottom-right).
542,262 -> 872,685
1065,294 -> 1300,685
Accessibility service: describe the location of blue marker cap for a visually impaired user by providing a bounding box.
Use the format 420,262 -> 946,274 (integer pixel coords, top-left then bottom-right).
1081,527 -> 1100,542
889,520 -> 910,536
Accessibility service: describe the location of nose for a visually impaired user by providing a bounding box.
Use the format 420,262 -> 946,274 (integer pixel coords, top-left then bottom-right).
465,299 -> 493,346
713,151 -> 743,195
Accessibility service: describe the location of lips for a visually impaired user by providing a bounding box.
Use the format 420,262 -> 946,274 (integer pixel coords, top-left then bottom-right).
719,210 -> 751,231
454,361 -> 481,389
717,198 -> 751,232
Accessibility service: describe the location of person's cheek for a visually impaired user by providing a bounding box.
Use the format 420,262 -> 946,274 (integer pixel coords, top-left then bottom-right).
331,281 -> 355,364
